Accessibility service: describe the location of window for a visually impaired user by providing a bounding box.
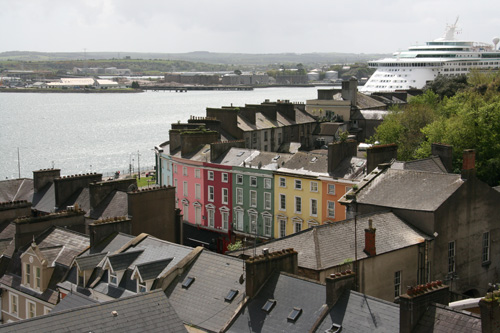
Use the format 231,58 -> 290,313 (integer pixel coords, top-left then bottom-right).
225,289 -> 239,302
328,201 -> 335,218
195,205 -> 201,225
250,190 -> 257,207
195,184 -> 201,199
250,176 -> 257,187
183,166 -> 187,176
208,171 -> 214,180
288,307 -> 302,322
394,271 -> 401,298
44,307 -> 50,315
182,276 -> 195,289
262,299 -> 277,313
310,181 -> 318,192
109,271 -> 118,286
264,215 -> 272,237
222,211 -> 229,230
294,221 -> 302,233
174,164 -> 177,173
183,203 -> 189,221
328,184 -> 335,195
250,214 -> 257,234
195,169 -> 200,178
208,208 -> 215,227
138,280 -> 147,293
295,179 -> 302,190
264,178 -> 272,189
183,181 -> 188,196
236,188 -> 243,204
279,177 -> 286,188
235,209 -> 244,231
483,232 -> 490,263
448,241 -> 456,273
27,300 -> 36,318
280,194 -> 286,210
174,179 -> 178,193
236,174 -> 243,184
295,197 -> 302,214
279,218 -> 286,238
264,192 -> 272,210
264,131 -> 268,142
222,173 -> 228,183
208,186 -> 214,202
222,188 -> 229,204
10,293 -> 18,316
35,266 -> 41,289
310,199 -> 318,216
25,263 -> 31,285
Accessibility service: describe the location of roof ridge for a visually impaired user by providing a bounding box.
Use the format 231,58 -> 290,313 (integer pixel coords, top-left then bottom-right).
312,228 -> 322,270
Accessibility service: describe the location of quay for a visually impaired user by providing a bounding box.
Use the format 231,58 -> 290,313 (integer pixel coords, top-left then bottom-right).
142,85 -> 253,92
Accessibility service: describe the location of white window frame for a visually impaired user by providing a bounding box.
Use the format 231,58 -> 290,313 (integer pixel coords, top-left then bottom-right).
448,241 -> 456,273
263,214 -> 272,237
294,220 -> 302,233
236,187 -> 243,205
222,188 -> 229,204
394,271 -> 401,298
250,213 -> 257,234
279,194 -> 286,211
109,271 -> 118,286
44,306 -> 51,315
208,186 -> 214,202
294,179 -> 302,190
138,280 -> 147,293
222,211 -> 229,230
10,293 -> 18,316
207,208 -> 215,228
208,171 -> 214,180
295,196 -> 302,214
264,178 -> 272,189
250,176 -> 257,187
279,218 -> 286,238
195,183 -> 201,199
25,263 -> 31,286
328,184 -> 335,195
174,164 -> 177,173
310,181 -> 318,192
35,266 -> 41,290
264,192 -> 272,210
195,204 -> 202,225
250,190 -> 257,208
236,174 -> 243,185
222,173 -> 229,183
310,199 -> 318,217
195,169 -> 200,178
183,181 -> 188,196
183,166 -> 188,176
183,202 -> 189,221
235,208 -> 244,231
279,177 -> 286,188
26,299 -> 36,319
327,200 -> 335,218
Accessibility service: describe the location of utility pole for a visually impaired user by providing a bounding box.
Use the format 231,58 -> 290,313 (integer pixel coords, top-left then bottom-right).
17,148 -> 20,178
137,150 -> 141,179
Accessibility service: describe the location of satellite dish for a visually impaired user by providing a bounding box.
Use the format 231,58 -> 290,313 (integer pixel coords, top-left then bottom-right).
493,37 -> 500,50
127,184 -> 138,192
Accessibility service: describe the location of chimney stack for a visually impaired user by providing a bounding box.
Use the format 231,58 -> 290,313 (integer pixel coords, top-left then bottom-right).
366,144 -> 398,173
325,270 -> 355,307
364,219 -> 376,256
461,149 -> 476,179
479,291 -> 500,333
33,169 -> 61,193
327,140 -> 357,173
400,281 -> 449,333
431,143 -> 453,173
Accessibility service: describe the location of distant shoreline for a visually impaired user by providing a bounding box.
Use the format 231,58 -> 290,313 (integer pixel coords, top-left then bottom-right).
0,88 -> 144,93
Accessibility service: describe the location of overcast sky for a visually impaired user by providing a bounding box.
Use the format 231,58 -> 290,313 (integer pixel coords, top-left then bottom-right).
2,0 -> 499,55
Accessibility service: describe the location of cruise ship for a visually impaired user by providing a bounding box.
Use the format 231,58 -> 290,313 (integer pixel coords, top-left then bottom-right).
361,18 -> 500,93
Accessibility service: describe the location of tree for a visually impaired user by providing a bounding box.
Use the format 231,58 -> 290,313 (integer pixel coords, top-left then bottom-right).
234,69 -> 242,75
131,81 -> 140,89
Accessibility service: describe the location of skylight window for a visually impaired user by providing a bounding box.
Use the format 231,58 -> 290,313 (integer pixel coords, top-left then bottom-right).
237,152 -> 245,157
182,276 -> 195,289
325,323 -> 342,333
272,155 -> 281,162
287,307 -> 302,322
225,289 -> 239,302
262,299 -> 277,313
311,157 -> 318,163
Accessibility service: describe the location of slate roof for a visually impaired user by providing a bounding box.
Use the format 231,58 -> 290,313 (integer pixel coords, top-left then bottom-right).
0,290 -> 187,333
31,183 -> 55,213
316,290 -> 400,332
86,232 -> 134,255
313,122 -> 341,136
51,292 -> 99,313
355,168 -> 463,211
88,190 -> 128,220
75,252 -> 107,271
216,147 -> 294,171
229,211 -> 430,271
107,250 -> 144,271
356,92 -> 387,109
227,272 -> 326,333
330,156 -> 367,180
0,178 -> 34,202
359,110 -> 389,120
391,156 -> 448,174
165,249 -> 246,332
135,258 -> 173,281
413,303 -> 481,333
279,151 -> 329,176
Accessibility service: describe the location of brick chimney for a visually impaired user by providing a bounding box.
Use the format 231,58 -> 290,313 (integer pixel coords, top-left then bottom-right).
431,143 -> 453,173
33,169 -> 61,193
326,270 -> 355,307
364,219 -> 376,256
89,217 -> 132,249
461,149 -> 476,179
327,139 -> 357,173
245,248 -> 298,298
400,281 -> 449,333
479,291 -> 500,333
366,144 -> 398,173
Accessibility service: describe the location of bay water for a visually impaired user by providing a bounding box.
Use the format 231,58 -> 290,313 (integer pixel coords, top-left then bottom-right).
0,87 -> 318,179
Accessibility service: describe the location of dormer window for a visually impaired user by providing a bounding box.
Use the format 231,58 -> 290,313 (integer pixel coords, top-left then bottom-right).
25,263 -> 31,285
35,267 -> 41,289
138,280 -> 147,293
109,271 -> 118,286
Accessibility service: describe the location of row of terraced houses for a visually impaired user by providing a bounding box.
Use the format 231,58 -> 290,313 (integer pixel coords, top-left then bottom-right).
154,88 -> 396,252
